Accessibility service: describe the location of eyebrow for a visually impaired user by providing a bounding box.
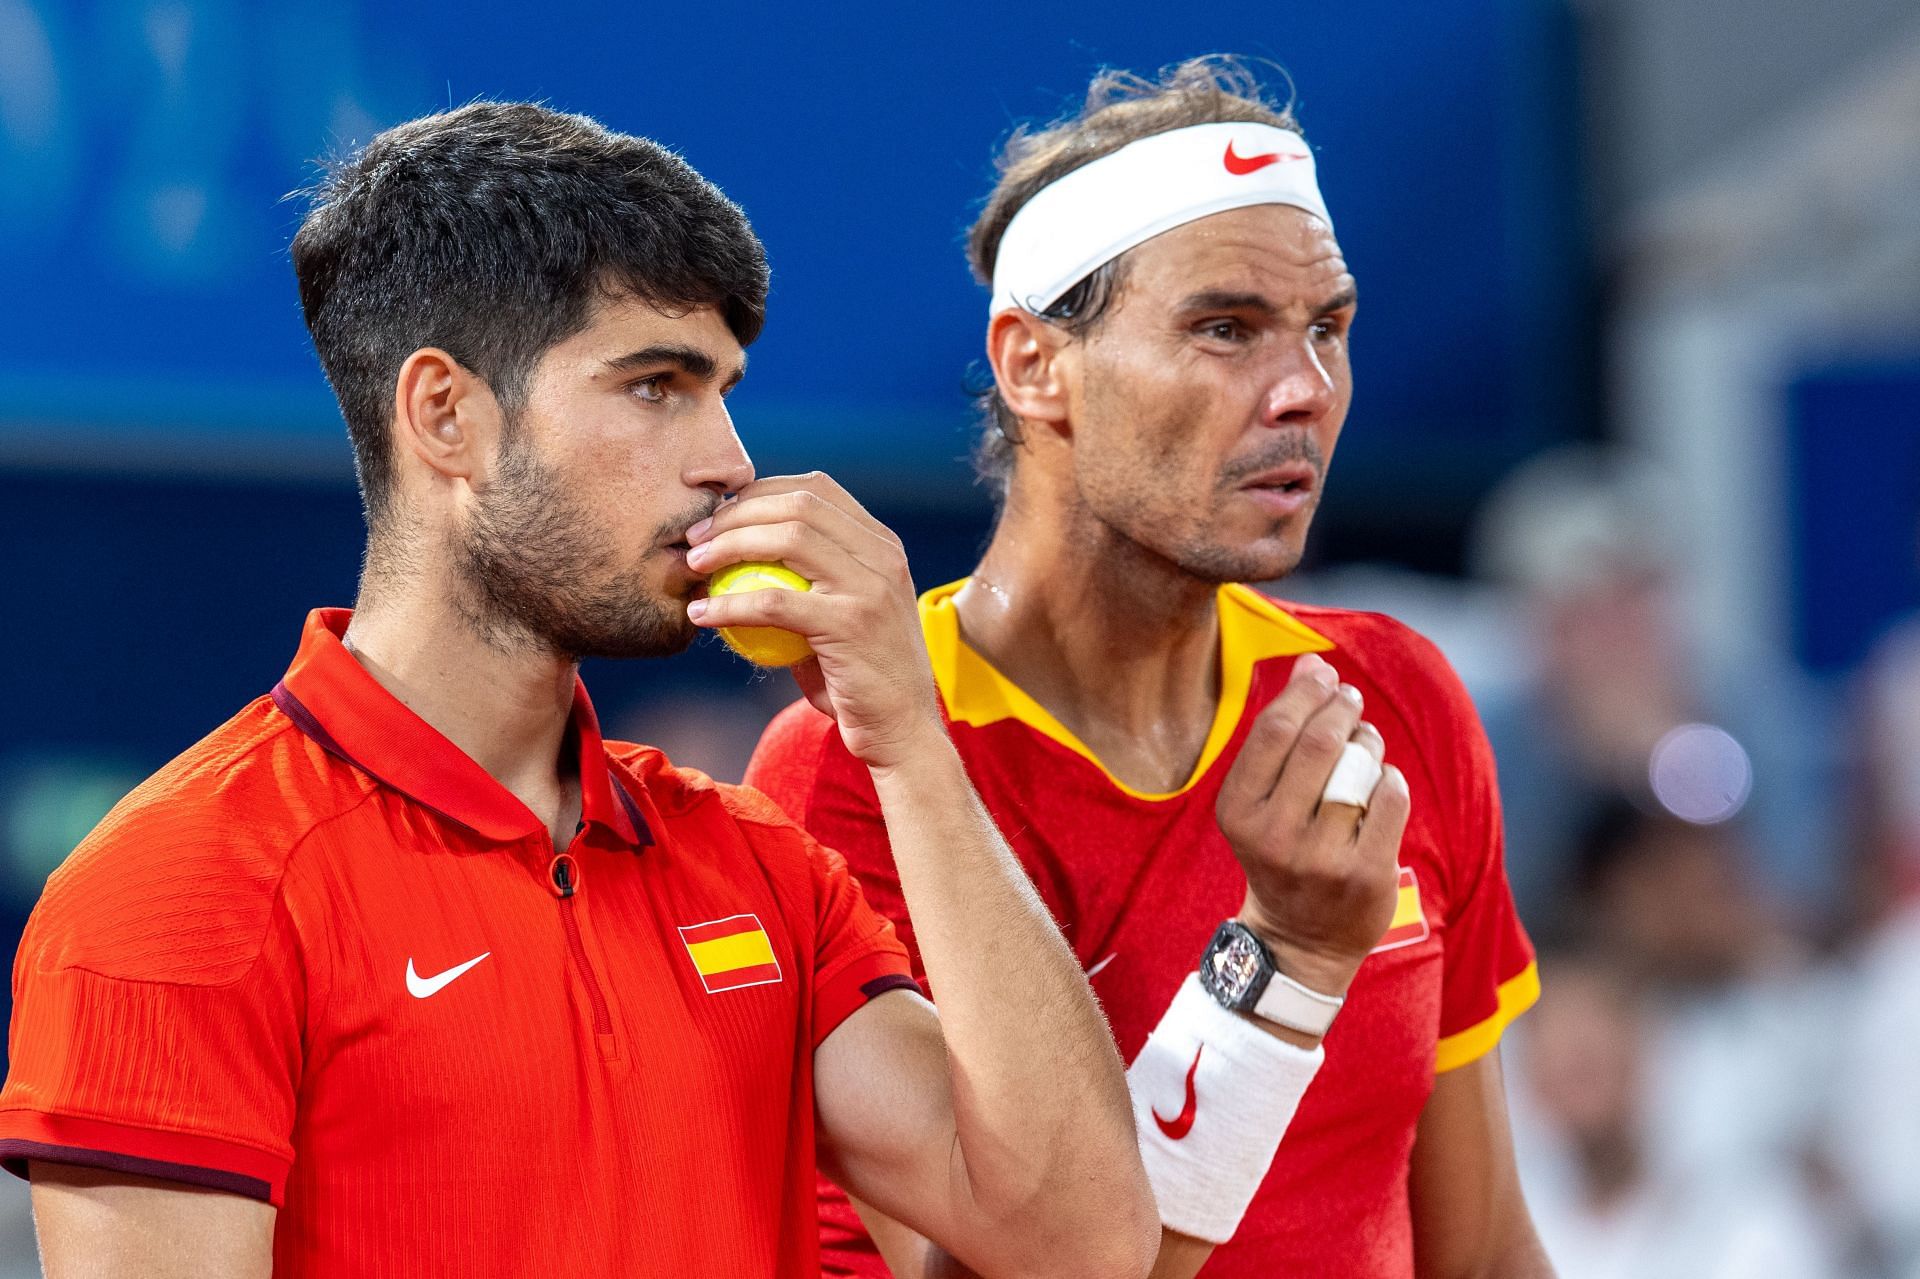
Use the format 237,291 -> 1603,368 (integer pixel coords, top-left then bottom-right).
602,344 -> 748,388
1312,286 -> 1360,319
1176,286 -> 1359,320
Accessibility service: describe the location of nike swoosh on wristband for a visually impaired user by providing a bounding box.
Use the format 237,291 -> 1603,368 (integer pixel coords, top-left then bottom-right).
1222,141 -> 1307,175
407,952 -> 490,999
1152,1044 -> 1204,1139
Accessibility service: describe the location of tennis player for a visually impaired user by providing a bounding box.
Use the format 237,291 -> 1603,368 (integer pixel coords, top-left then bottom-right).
0,104 -> 1158,1279
747,58 -> 1553,1278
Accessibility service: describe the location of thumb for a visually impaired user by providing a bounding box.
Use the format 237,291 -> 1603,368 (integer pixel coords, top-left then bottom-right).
791,657 -> 835,719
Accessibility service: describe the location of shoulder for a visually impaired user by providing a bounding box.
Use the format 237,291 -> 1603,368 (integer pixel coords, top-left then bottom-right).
607,739 -> 815,848
1249,592 -> 1497,826
25,697 -> 375,987
743,700 -> 871,821
750,699 -> 841,778
1256,592 -> 1478,723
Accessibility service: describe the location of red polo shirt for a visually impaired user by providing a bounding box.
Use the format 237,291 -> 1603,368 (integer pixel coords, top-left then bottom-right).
0,609 -> 913,1277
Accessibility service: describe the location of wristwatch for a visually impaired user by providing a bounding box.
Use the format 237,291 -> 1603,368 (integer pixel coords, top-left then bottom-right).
1198,919 -> 1345,1036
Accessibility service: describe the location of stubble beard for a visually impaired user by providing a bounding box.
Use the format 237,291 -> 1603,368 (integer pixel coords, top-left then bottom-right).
454,430 -> 712,662
1074,400 -> 1327,587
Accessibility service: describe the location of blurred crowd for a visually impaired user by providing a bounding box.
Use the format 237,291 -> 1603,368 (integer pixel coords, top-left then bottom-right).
1296,445 -> 1918,1279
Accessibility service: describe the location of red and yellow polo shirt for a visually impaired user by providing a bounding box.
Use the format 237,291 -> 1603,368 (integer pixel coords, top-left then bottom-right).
0,609 -> 913,1277
748,580 -> 1539,1279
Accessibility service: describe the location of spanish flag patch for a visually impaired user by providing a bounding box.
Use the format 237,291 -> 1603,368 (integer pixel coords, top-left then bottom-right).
678,914 -> 784,993
1372,866 -> 1431,953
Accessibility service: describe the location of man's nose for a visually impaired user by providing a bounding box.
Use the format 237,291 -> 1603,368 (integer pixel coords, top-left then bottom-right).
1260,340 -> 1337,428
689,406 -> 757,497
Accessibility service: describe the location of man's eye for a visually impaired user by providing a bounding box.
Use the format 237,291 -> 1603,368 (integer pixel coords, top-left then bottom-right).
630,375 -> 669,403
1199,320 -> 1244,341
1310,320 -> 1342,342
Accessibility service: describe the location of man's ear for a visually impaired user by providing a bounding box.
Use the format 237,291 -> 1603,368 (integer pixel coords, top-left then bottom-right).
985,310 -> 1074,434
392,348 -> 503,485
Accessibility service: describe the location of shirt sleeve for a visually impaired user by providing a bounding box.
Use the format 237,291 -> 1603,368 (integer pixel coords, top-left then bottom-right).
805,836 -> 917,1049
0,856 -> 306,1204
1412,634 -> 1540,1073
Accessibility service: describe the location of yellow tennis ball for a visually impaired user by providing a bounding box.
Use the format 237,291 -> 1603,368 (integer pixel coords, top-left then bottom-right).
707,561 -> 815,667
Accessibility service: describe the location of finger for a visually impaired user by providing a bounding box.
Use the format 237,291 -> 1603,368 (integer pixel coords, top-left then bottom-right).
694,484 -> 871,546
686,520 -> 873,591
688,579 -> 837,637
1315,721 -> 1386,833
1270,682 -> 1364,823
790,657 -> 835,719
690,489 -> 898,579
1320,740 -> 1383,811
1354,765 -> 1412,866
1349,720 -> 1385,764
696,472 -> 897,549
1218,654 -> 1340,810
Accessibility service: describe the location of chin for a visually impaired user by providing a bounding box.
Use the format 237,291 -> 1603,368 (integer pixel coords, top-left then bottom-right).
578,623 -> 697,662
1173,531 -> 1306,585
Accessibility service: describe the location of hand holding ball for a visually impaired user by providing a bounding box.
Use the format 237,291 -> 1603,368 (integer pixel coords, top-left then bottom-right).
706,561 -> 816,667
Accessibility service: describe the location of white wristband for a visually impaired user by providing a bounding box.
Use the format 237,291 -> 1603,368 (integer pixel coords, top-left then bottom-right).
1126,974 -> 1324,1243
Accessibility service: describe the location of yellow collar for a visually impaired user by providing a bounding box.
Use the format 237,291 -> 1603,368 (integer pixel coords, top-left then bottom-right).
919,578 -> 1334,801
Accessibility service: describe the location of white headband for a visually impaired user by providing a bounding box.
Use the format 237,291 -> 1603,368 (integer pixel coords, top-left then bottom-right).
989,122 -> 1332,317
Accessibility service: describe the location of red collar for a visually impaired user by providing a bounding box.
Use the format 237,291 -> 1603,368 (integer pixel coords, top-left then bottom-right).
272,609 -> 645,847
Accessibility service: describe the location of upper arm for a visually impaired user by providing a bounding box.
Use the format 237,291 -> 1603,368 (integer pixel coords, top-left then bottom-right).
30,1162 -> 274,1279
1408,1054 -> 1553,1279
813,989 -> 969,1254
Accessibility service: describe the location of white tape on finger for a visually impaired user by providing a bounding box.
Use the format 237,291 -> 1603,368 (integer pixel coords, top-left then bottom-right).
1320,741 -> 1383,809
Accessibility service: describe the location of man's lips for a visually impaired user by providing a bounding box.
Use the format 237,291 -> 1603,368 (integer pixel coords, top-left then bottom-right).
1235,463 -> 1319,515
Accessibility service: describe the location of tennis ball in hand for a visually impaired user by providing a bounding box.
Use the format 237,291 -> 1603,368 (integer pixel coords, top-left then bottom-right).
706,561 -> 815,667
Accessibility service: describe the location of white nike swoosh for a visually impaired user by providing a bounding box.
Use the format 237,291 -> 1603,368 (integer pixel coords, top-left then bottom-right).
1086,953 -> 1117,979
407,952 -> 490,999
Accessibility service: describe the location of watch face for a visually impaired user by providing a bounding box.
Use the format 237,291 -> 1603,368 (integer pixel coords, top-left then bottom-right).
1207,929 -> 1266,1003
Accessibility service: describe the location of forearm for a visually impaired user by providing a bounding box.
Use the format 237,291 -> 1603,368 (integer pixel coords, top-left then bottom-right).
868,734 -> 1151,1247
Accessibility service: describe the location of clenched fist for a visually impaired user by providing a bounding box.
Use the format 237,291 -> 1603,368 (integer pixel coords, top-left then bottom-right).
1215,651 -> 1410,1001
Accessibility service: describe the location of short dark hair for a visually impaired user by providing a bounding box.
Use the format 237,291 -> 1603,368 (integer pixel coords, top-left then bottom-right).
292,102 -> 770,526
966,56 -> 1301,501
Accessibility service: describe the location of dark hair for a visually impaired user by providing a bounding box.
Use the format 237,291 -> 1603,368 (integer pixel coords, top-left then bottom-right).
966,56 -> 1301,501
292,102 -> 770,527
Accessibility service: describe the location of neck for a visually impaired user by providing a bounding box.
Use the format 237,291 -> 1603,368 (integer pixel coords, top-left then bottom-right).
345,560 -> 582,843
957,487 -> 1225,793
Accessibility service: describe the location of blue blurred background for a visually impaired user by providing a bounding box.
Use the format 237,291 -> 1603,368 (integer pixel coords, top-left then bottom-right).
2,0 -> 1918,1274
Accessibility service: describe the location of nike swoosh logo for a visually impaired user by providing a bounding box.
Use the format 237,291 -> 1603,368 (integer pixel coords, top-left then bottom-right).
407,952 -> 490,999
1223,141 -> 1307,175
1086,952 -> 1117,979
1152,1044 -> 1204,1140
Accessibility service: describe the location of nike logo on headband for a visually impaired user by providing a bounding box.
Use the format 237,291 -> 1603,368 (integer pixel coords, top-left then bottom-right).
1223,140 -> 1307,175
